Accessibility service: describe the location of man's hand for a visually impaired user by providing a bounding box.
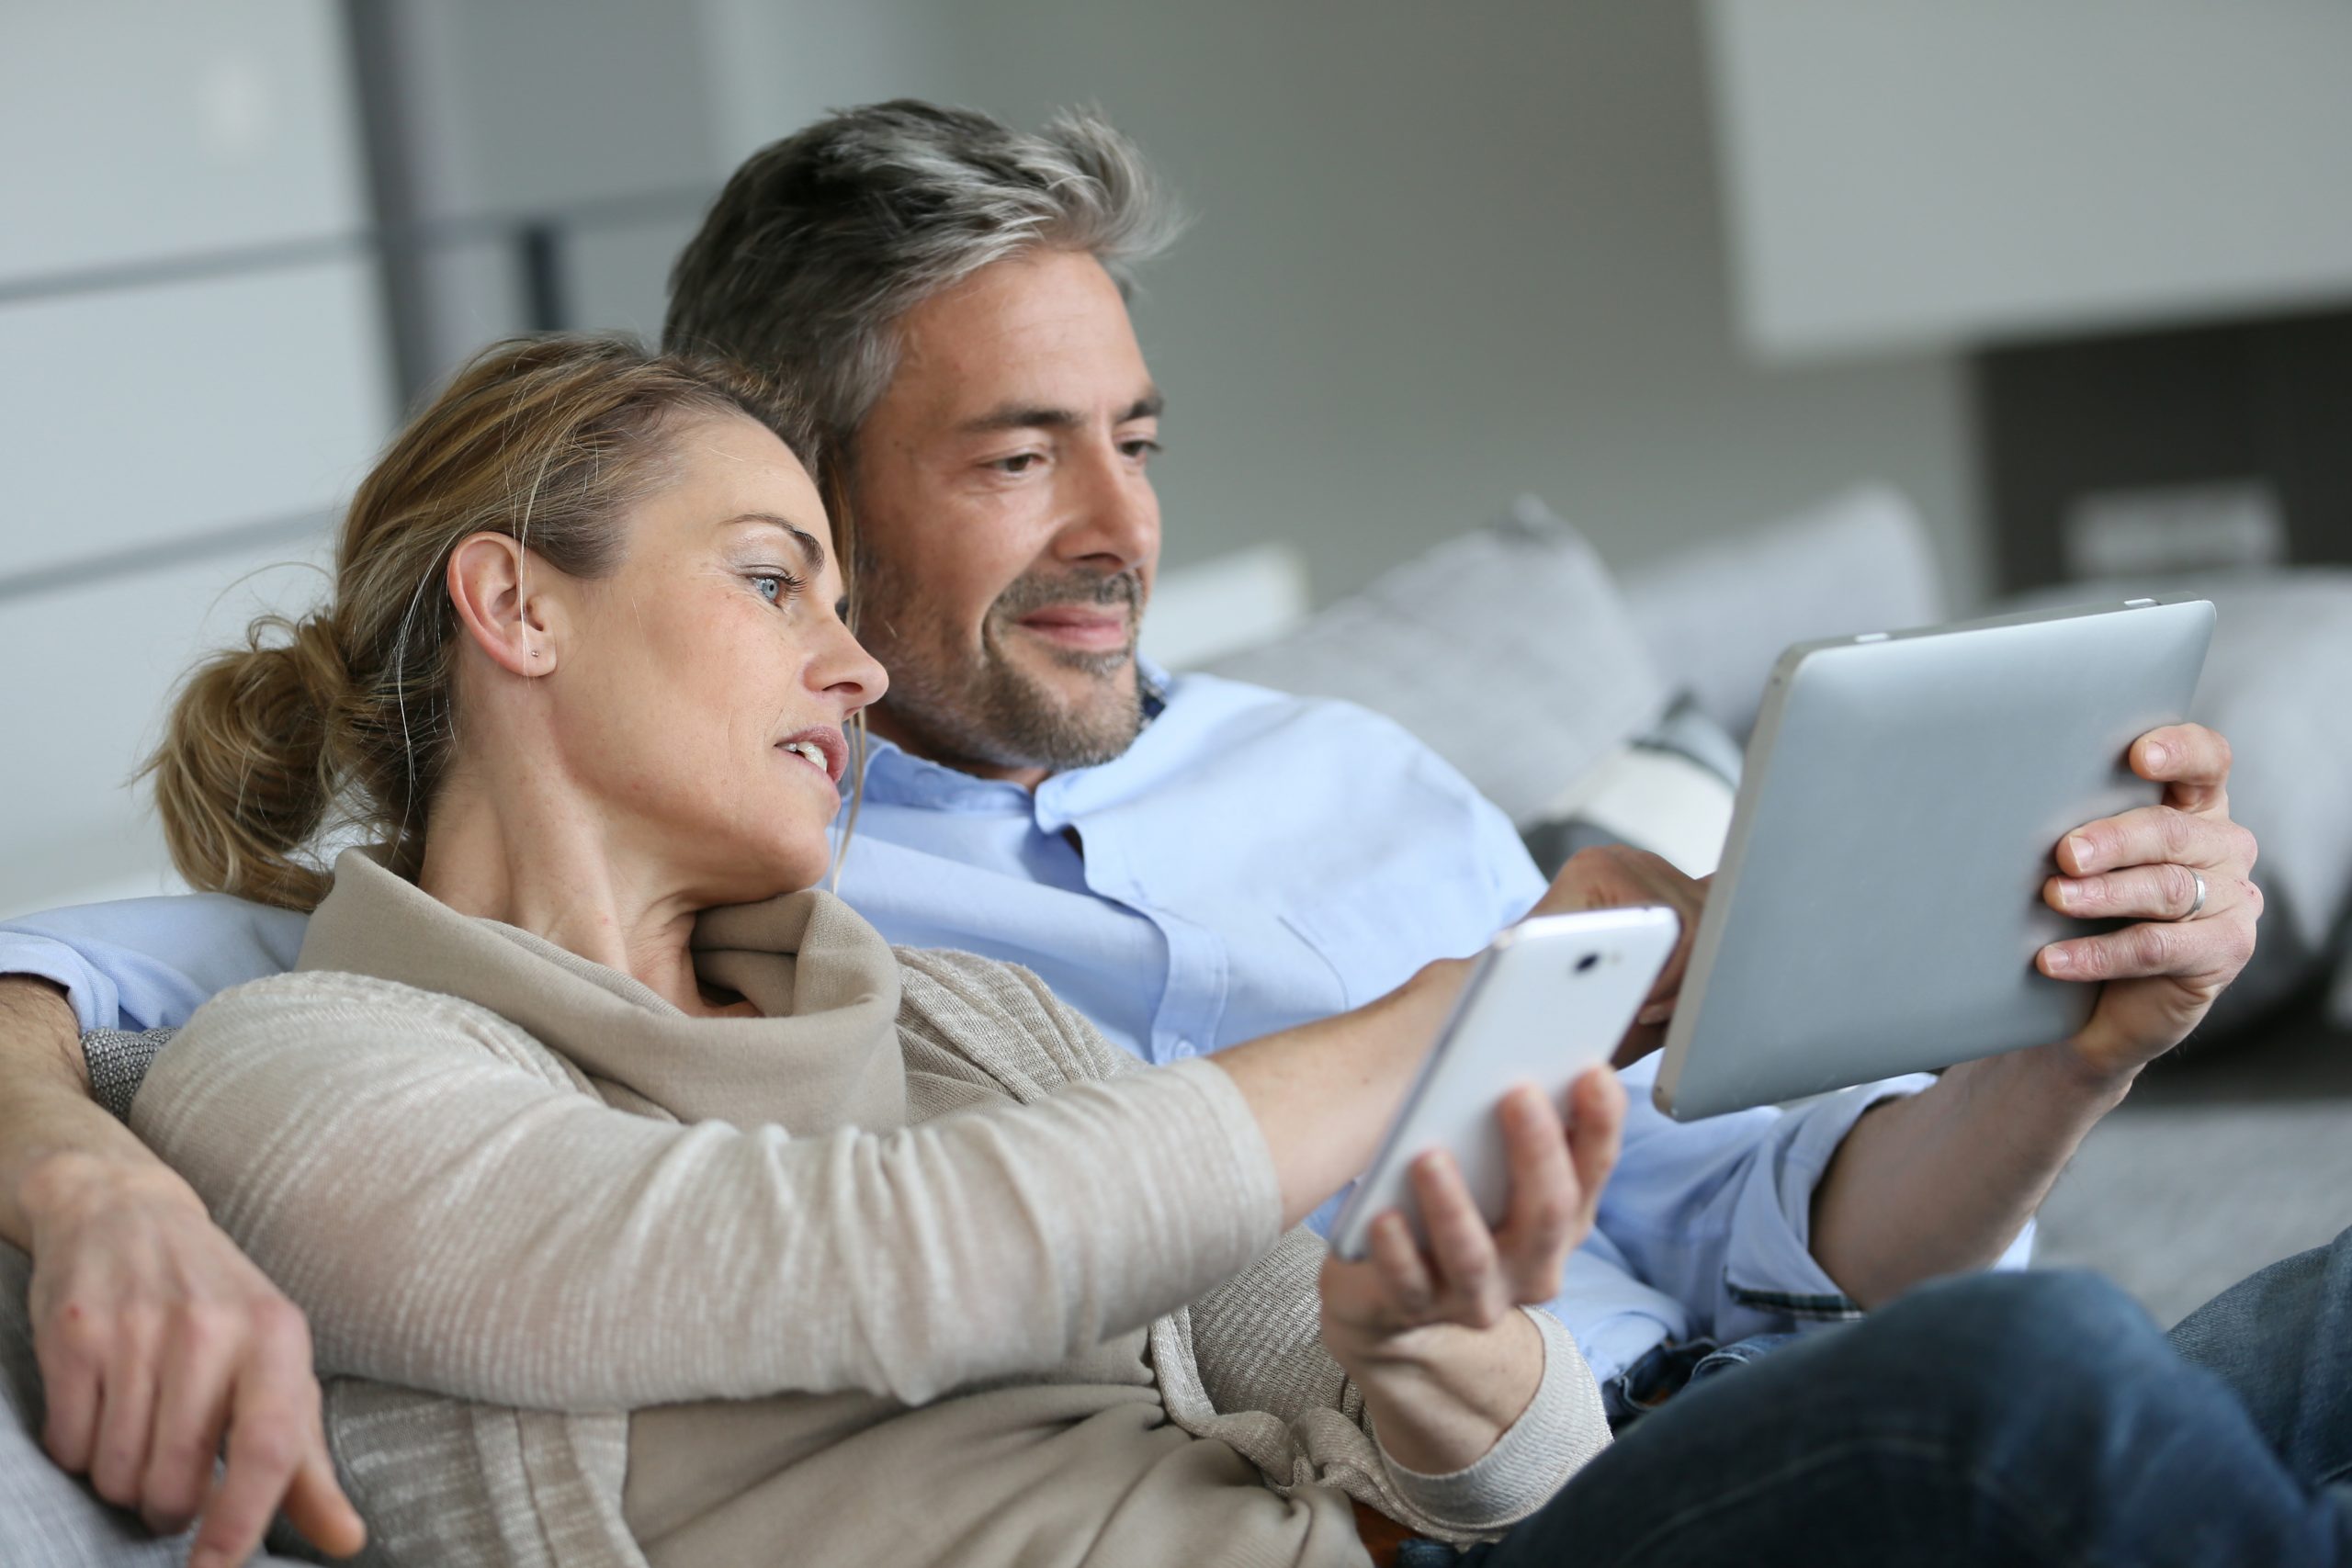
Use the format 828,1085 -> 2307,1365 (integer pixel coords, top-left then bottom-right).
24,1154 -> 364,1567
1,973 -> 364,1567
1529,845 -> 1707,1064
2036,722 -> 2261,1086
1318,1069 -> 1623,1474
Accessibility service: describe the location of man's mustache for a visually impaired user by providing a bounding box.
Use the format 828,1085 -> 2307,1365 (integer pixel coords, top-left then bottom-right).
990,570 -> 1144,621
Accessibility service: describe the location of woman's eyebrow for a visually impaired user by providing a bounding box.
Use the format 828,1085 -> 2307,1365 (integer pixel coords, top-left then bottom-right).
718,513 -> 825,568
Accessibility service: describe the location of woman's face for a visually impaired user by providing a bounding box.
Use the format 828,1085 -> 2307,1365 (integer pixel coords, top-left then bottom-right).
540,412 -> 886,903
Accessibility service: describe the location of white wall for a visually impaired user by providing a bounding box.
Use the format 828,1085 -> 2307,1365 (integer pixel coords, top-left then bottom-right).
3,0 -> 1986,919
739,0 -> 1982,609
0,2 -> 387,919
1707,0 -> 2352,359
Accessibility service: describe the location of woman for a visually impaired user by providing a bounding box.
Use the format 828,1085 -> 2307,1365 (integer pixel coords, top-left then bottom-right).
130,335 -> 1625,1568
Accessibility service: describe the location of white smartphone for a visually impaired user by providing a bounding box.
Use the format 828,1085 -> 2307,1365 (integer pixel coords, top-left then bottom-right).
1329,906 -> 1681,1262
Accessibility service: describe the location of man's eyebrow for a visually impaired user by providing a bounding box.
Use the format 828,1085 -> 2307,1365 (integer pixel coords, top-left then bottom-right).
718,513 -> 824,568
956,389 -> 1165,434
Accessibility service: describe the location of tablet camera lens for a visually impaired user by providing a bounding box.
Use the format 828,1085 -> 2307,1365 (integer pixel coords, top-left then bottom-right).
1576,953 -> 1600,974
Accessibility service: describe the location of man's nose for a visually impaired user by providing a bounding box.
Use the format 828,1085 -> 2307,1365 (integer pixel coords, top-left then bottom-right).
1054,442 -> 1159,571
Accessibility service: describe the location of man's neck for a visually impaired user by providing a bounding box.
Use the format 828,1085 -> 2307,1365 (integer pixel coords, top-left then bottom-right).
864,705 -> 1055,792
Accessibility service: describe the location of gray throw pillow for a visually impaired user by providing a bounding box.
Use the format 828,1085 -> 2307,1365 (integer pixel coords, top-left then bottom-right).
1200,496 -> 1671,826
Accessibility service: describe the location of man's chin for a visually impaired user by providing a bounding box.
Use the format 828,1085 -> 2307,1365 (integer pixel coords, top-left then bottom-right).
984,649 -> 1147,769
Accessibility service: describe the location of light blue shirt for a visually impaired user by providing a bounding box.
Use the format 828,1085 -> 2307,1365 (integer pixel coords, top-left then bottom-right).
0,667 -> 2011,1380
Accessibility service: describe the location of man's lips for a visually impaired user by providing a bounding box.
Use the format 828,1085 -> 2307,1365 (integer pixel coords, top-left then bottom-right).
1015,607 -> 1133,652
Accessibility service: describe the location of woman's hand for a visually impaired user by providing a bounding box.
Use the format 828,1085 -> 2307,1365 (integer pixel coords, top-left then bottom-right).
1532,846 -> 1707,1064
1318,1068 -> 1624,1475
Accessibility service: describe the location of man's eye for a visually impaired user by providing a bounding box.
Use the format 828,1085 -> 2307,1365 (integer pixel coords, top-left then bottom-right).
992,453 -> 1042,475
1122,438 -> 1163,462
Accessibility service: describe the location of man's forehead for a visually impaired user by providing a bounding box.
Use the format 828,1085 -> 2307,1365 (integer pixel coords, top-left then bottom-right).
887,251 -> 1155,420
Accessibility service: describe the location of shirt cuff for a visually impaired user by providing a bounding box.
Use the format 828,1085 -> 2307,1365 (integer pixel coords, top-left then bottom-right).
1717,1075 -> 1931,1337
1377,1308 -> 1611,1535
0,933 -> 119,1033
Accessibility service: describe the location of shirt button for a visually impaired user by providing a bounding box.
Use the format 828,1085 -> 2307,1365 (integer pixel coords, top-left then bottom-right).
1170,1038 -> 1197,1059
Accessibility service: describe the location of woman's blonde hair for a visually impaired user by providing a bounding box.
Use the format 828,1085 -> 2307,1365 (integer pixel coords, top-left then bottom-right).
148,333 -> 845,911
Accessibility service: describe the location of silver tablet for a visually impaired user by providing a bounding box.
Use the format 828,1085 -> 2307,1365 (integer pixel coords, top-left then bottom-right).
1652,598 -> 2214,1121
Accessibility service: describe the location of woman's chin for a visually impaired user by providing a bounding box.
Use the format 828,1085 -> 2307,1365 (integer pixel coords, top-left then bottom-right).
693,840 -> 834,908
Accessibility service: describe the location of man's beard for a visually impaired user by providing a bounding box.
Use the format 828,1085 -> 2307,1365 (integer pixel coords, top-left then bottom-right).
861,559 -> 1148,773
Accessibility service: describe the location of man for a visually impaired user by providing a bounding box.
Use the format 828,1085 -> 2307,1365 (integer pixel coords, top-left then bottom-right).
0,102 -> 2316,1566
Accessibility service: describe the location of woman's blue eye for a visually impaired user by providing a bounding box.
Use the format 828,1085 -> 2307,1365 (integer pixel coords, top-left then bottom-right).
750,572 -> 803,604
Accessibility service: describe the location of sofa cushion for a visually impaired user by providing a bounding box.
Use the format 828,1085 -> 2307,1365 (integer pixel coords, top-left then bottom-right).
1615,485 -> 1948,739
1200,495 -> 1672,825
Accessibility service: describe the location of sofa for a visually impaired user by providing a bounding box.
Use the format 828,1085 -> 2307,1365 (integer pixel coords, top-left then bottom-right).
7,483 -> 2350,1560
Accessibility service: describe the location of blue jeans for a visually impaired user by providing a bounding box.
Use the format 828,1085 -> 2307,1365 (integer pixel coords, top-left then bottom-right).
1437,1226 -> 2352,1565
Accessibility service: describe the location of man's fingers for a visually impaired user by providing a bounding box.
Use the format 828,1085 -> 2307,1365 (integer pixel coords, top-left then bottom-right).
2132,723 -> 2232,810
2040,907 -> 2256,985
2061,804 -> 2256,879
31,1300 -> 105,1473
187,1397 -> 307,1568
86,1318 -> 163,1509
280,1443 -> 367,1561
139,1315 -> 242,1536
1565,1067 -> 1625,1209
2046,862 -> 2240,923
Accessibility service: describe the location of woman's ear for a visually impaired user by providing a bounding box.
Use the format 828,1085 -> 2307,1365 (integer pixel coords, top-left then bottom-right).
447,533 -> 562,677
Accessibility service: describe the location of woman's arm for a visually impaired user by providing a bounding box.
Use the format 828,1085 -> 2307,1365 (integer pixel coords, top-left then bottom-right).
134,971 -> 1294,1411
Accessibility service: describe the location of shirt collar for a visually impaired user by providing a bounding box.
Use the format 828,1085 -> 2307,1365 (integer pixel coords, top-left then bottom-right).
854,658 -> 1174,812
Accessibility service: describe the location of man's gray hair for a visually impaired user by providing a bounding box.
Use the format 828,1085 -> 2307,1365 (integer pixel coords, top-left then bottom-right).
663,99 -> 1182,450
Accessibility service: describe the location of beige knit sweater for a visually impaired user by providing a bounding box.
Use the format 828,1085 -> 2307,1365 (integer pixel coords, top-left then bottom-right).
131,849 -> 1608,1568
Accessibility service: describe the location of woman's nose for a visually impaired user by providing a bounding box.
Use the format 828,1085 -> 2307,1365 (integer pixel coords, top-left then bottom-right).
819,618 -> 888,713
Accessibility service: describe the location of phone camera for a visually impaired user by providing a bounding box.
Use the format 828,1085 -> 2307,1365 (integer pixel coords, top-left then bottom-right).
1576,953 -> 1600,974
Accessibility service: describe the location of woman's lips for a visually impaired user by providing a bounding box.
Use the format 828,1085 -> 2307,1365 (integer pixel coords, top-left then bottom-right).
1016,608 -> 1132,652
775,726 -> 847,785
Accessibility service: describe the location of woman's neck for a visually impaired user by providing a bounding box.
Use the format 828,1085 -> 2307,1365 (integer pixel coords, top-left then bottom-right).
415,773 -> 743,1018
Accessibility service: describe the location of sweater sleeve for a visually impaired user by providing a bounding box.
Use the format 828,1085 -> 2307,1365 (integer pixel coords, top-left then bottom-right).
1170,1225 -> 1609,1541
130,972 -> 1283,1412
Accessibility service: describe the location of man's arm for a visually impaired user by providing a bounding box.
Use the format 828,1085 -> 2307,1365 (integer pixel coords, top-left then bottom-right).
0,976 -> 362,1567
1808,723 -> 2260,1304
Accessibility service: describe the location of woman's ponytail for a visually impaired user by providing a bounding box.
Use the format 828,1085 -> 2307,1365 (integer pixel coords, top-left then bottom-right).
145,612 -> 349,911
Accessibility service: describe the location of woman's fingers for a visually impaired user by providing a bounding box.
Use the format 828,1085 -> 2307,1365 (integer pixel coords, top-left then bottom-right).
1494,1084 -> 1577,1300
1408,1151 -> 1509,1328
1366,1211 -> 1437,1326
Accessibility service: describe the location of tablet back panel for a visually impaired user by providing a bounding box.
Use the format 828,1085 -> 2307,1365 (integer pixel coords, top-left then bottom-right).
1653,599 -> 2213,1121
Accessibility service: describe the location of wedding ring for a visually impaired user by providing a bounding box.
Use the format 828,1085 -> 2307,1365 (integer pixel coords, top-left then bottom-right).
2177,869 -> 2208,921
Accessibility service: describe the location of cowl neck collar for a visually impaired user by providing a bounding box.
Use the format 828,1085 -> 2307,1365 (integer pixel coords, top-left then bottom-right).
298,846 -> 908,1134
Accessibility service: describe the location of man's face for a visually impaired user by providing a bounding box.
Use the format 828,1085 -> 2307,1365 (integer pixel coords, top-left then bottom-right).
849,248 -> 1162,782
